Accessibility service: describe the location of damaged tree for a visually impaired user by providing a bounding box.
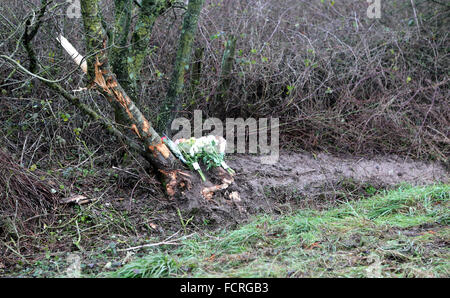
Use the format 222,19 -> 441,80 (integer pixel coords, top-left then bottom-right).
1,0 -> 235,201
71,0 -> 234,199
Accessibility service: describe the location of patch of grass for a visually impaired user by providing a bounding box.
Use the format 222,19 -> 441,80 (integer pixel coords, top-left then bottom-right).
107,184 -> 449,278
108,254 -> 181,278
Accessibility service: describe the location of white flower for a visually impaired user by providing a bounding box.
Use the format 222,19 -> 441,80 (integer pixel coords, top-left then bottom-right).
206,135 -> 216,144
174,138 -> 186,145
195,136 -> 208,148
189,143 -> 200,156
215,136 -> 227,154
176,135 -> 228,156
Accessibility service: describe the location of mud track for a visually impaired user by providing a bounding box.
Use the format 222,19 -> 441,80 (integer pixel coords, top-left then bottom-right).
232,151 -> 448,195
175,151 -> 449,227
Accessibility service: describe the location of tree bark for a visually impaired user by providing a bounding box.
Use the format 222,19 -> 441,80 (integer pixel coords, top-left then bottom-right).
156,0 -> 205,136
212,34 -> 237,115
190,46 -> 204,101
127,0 -> 173,100
22,0 -> 50,74
79,0 -> 187,194
110,0 -> 172,125
110,0 -> 133,95
110,0 -> 133,126
109,0 -> 173,103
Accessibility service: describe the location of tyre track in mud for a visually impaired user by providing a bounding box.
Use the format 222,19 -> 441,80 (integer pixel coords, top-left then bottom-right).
179,151 -> 448,226
226,151 -> 448,211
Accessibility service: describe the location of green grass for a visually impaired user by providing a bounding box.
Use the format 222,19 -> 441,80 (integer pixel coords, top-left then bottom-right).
106,183 -> 450,278
111,254 -> 181,278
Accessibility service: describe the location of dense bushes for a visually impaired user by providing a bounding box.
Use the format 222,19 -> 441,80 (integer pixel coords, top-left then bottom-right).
0,0 -> 448,166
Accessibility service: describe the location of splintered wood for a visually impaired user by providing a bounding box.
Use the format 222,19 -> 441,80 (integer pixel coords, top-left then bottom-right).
60,195 -> 91,205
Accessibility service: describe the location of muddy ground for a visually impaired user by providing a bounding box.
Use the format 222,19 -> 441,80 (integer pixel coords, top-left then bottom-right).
1,150 -> 448,274
171,151 -> 449,229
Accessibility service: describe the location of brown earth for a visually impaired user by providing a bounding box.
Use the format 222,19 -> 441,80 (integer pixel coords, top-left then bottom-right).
171,151 -> 449,228
232,151 -> 448,194
1,150 -> 448,272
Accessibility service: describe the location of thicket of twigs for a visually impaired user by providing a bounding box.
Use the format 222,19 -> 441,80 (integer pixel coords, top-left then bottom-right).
0,149 -> 58,246
0,0 -> 448,170
186,0 -> 449,161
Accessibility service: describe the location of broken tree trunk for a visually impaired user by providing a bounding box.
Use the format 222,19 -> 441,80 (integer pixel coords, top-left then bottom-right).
57,34 -> 180,183
54,0 -> 234,199
109,0 -> 174,144
110,0 -> 133,126
78,0 -> 190,196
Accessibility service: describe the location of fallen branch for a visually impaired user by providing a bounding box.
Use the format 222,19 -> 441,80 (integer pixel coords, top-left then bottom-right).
59,194 -> 92,205
118,231 -> 196,252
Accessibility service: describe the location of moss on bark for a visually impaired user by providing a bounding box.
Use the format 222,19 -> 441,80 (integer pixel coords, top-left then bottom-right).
156,0 -> 204,135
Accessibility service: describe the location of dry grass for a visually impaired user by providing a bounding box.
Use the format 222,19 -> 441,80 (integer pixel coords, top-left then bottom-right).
0,148 -> 59,263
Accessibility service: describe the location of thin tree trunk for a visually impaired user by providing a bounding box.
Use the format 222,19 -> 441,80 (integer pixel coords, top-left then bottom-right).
110,0 -> 172,125
190,46 -> 204,101
213,34 -> 237,115
156,0 -> 204,136
127,0 -> 172,101
110,0 -> 132,88
110,0 -> 133,126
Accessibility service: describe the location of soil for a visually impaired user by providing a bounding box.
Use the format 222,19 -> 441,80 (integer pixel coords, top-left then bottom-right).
1,150 -> 448,273
171,151 -> 449,229
233,151 -> 448,189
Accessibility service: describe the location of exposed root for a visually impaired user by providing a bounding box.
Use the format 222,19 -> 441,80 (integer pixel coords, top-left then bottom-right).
201,166 -> 235,200
159,169 -> 193,197
201,183 -> 230,200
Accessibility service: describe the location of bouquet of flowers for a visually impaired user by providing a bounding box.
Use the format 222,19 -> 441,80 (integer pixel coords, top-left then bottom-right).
197,135 -> 235,175
167,135 -> 235,180
162,135 -> 206,181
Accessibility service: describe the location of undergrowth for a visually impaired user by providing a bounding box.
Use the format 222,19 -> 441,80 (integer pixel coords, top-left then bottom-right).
105,184 -> 449,278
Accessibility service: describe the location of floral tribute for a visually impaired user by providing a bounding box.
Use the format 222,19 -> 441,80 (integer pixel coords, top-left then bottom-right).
161,135 -> 235,182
